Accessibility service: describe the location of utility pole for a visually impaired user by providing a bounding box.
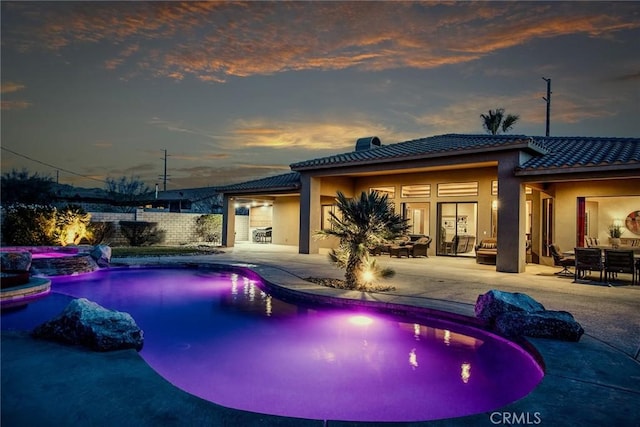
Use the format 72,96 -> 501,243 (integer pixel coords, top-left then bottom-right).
542,77 -> 551,137
158,149 -> 170,191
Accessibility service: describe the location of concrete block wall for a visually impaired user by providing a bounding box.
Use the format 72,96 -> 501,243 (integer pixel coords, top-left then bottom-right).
89,212 -> 135,245
89,211 -> 223,246
135,211 -> 201,245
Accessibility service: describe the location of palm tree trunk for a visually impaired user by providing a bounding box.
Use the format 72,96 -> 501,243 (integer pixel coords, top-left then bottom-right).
345,252 -> 362,290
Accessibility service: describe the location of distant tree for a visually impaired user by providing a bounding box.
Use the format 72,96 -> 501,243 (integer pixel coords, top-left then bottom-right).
480,108 -> 520,135
1,169 -> 56,205
105,176 -> 152,213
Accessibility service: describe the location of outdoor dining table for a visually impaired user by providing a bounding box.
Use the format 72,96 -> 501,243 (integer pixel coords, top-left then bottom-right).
562,247 -> 639,285
563,247 -> 640,257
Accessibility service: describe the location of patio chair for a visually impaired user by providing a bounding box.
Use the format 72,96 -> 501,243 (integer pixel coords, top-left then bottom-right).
574,247 -> 604,283
409,236 -> 432,257
548,244 -> 574,276
461,236 -> 475,254
443,235 -> 459,255
604,249 -> 636,286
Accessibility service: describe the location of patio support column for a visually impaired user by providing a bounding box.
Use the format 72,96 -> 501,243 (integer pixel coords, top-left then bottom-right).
221,194 -> 236,248
299,174 -> 320,254
496,153 -> 527,273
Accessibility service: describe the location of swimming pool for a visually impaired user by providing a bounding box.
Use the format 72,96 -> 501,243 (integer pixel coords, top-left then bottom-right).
1,266 -> 544,422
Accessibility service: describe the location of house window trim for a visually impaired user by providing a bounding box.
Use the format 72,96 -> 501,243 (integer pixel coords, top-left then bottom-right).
437,182 -> 479,197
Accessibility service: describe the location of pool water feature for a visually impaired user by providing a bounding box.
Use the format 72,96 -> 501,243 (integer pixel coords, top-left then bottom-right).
0,246 -> 99,276
1,267 -> 543,422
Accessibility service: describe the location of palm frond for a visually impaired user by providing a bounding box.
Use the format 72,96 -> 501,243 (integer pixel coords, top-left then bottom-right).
501,114 -> 520,133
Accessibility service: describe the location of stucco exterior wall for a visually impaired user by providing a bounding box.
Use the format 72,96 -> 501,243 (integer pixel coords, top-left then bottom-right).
344,167 -> 498,256
272,196 -> 300,246
320,176 -> 356,197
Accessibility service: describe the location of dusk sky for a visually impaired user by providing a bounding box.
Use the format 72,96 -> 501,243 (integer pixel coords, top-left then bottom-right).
2,1 -> 639,190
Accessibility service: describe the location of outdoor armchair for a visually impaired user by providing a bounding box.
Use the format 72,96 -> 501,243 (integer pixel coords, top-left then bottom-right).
475,238 -> 497,264
549,244 -> 574,276
409,236 -> 432,257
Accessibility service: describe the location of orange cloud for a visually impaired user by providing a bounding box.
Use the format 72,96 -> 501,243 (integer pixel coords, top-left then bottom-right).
4,2 -> 638,82
1,100 -> 32,110
1,82 -> 26,94
227,117 -> 401,150
171,153 -> 230,161
93,141 -> 113,148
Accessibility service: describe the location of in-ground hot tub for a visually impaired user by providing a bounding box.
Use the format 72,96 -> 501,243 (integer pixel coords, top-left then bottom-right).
0,246 -> 99,276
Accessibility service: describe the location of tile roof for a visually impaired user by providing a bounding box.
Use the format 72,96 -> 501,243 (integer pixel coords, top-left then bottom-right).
216,172 -> 301,194
517,136 -> 640,172
290,134 -> 546,170
151,187 -> 219,201
220,134 -> 639,194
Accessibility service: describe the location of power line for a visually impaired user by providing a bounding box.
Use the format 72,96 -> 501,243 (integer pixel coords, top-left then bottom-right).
0,146 -> 108,184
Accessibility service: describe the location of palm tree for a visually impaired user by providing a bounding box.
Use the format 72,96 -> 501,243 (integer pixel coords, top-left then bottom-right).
316,191 -> 408,290
480,108 -> 520,135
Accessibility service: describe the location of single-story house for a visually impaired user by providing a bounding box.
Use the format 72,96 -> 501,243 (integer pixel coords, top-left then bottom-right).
218,134 -> 640,273
141,187 -> 223,213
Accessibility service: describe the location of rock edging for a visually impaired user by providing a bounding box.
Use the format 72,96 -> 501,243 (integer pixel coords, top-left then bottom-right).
475,289 -> 584,342
32,298 -> 144,351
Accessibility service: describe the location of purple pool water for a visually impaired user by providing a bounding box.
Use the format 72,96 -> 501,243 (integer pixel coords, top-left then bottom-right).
0,246 -> 80,258
29,252 -> 73,259
1,267 -> 543,422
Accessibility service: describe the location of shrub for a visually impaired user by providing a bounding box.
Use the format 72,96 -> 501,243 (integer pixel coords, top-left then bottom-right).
1,204 -> 57,245
119,221 -> 166,246
86,221 -> 116,245
194,214 -> 222,242
1,204 -> 95,246
54,205 -> 92,246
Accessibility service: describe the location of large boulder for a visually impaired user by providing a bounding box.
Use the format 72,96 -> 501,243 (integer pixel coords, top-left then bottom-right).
0,252 -> 33,272
494,310 -> 585,342
32,298 -> 143,351
90,245 -> 112,268
475,289 -> 545,323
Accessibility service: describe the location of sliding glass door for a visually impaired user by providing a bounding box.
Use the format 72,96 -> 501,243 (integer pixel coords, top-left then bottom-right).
437,202 -> 477,256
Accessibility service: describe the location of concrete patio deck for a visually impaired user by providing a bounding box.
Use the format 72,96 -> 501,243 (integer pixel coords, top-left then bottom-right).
2,243 -> 639,426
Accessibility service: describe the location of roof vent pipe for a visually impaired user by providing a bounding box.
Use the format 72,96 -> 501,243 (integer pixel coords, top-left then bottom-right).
355,136 -> 382,151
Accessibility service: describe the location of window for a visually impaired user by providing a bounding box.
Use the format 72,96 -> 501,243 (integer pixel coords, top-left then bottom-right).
370,186 -> 395,199
437,182 -> 478,197
401,184 -> 430,198
321,205 -> 340,230
492,181 -> 531,195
